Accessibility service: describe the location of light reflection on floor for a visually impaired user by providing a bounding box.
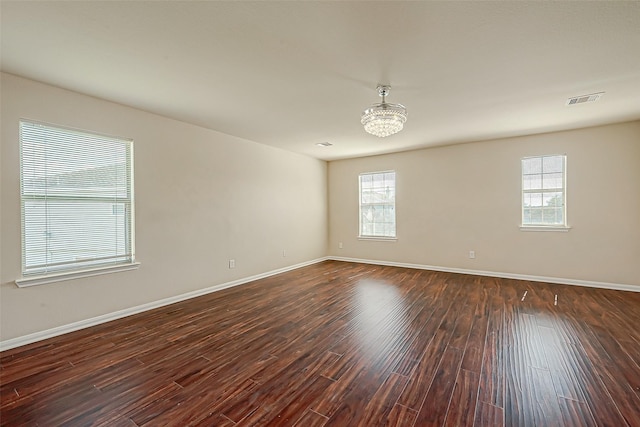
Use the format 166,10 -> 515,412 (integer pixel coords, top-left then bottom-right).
352,279 -> 407,361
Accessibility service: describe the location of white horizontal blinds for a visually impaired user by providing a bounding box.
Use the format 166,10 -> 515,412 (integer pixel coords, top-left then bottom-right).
20,120 -> 134,275
359,171 -> 396,237
522,155 -> 566,226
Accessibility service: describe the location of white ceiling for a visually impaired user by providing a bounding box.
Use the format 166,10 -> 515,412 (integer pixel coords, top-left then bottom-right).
2,1 -> 640,161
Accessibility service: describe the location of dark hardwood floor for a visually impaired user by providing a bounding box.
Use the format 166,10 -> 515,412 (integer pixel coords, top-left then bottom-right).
1,260 -> 639,426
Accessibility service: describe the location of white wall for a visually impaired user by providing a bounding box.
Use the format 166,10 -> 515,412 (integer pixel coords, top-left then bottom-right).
329,121 -> 640,288
2,72 -> 638,346
1,73 -> 328,341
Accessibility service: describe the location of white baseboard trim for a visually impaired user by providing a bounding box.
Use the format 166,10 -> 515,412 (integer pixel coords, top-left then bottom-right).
329,256 -> 640,293
0,257 -> 329,352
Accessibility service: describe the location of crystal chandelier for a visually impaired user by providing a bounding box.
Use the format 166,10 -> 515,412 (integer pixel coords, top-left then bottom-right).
361,85 -> 407,138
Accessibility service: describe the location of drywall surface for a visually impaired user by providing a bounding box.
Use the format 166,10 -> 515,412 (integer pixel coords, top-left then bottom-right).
329,121 -> 640,287
1,73 -> 328,341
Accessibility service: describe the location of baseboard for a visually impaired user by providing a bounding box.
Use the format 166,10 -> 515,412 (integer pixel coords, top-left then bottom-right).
329,256 -> 640,293
0,257 -> 329,352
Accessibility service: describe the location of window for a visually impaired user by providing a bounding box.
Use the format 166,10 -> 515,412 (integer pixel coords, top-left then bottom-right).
19,120 -> 135,278
521,155 -> 566,227
359,171 -> 396,238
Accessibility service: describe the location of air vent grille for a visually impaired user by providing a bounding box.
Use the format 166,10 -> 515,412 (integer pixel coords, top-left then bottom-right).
566,92 -> 604,106
316,142 -> 333,147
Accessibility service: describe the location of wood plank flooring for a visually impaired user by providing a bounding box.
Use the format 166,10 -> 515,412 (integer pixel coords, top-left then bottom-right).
1,260 -> 639,426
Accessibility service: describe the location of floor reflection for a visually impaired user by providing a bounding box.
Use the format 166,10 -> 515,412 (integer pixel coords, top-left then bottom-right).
352,279 -> 407,361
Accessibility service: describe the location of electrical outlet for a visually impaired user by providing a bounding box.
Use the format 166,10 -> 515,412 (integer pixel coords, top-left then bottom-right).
229,259 -> 235,269
339,242 -> 343,249
282,250 -> 287,257
469,250 -> 475,259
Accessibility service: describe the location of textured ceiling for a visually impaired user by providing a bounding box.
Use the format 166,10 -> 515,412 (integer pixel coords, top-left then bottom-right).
2,1 -> 640,160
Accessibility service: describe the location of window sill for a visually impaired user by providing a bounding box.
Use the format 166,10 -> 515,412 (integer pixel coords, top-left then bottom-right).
519,226 -> 571,232
358,236 -> 398,242
15,262 -> 141,288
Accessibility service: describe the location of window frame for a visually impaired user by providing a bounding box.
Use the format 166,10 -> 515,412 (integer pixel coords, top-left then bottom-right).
520,154 -> 570,231
358,170 -> 397,240
16,119 -> 139,287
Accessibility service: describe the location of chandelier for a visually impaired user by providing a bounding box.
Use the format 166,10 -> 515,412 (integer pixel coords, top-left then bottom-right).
361,85 -> 407,138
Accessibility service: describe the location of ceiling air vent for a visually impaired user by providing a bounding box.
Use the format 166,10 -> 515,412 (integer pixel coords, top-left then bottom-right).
316,142 -> 333,147
566,92 -> 604,106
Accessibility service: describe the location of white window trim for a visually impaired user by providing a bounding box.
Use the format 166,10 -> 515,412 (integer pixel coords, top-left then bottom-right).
358,170 -> 397,239
520,154 -> 568,229
358,236 -> 398,242
520,225 -> 571,232
15,262 -> 141,288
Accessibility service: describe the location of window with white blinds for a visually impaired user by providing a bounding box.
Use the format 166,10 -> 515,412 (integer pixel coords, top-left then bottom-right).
522,155 -> 566,227
19,120 -> 135,276
359,171 -> 396,238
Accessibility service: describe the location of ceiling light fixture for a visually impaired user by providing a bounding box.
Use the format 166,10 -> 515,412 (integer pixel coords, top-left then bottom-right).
361,85 -> 407,138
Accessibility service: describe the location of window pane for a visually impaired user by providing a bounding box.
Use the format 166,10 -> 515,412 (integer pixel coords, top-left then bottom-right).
543,192 -> 563,207
384,172 -> 395,189
384,206 -> 394,222
360,174 -> 372,189
542,207 -> 563,225
523,174 -> 542,190
523,157 -> 542,174
530,208 -> 542,224
556,207 -> 564,223
388,224 -> 396,236
542,172 -> 563,190
370,205 -> 380,222
543,155 -> 563,173
372,174 -> 384,189
525,192 -> 543,207
361,206 -> 373,220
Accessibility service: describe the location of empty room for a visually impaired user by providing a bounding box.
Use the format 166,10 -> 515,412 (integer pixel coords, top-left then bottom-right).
1,2 -> 639,426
